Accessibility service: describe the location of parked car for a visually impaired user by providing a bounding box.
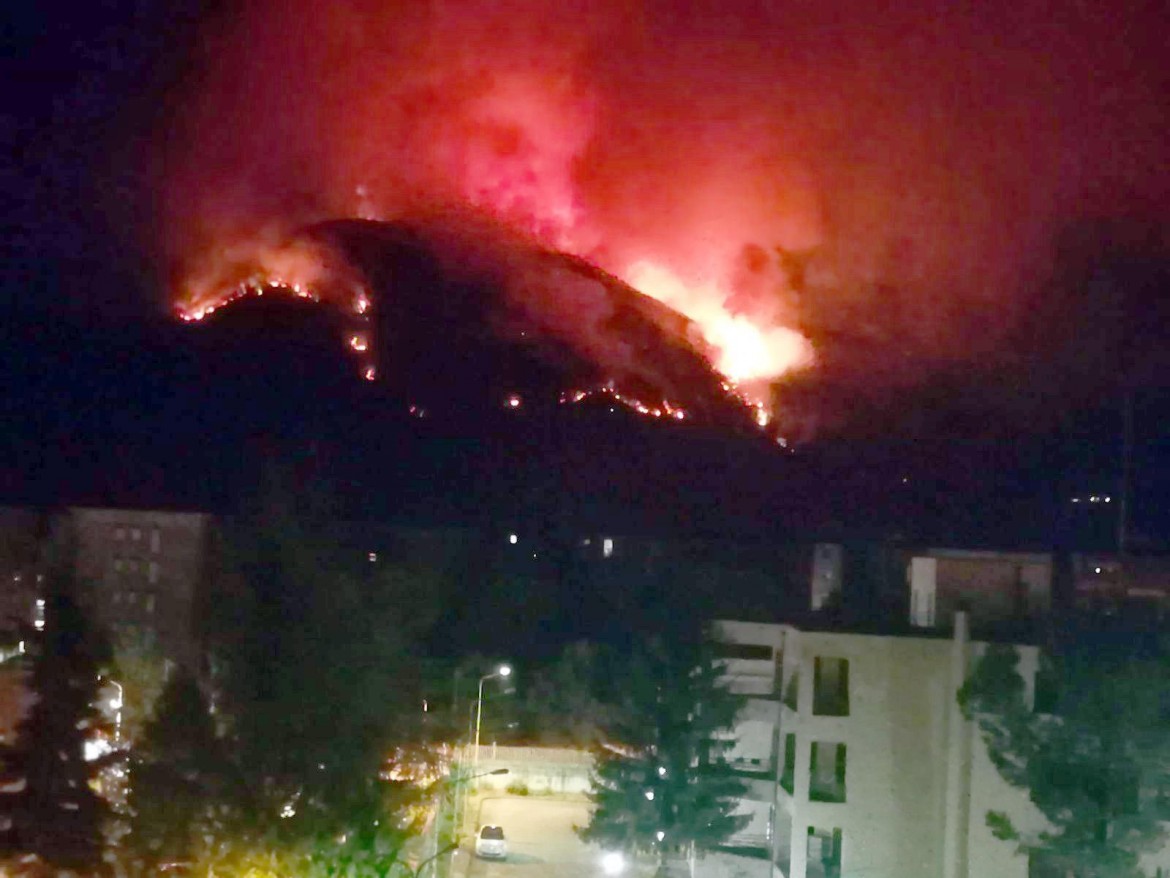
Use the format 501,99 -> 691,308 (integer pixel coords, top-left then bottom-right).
475,824 -> 507,859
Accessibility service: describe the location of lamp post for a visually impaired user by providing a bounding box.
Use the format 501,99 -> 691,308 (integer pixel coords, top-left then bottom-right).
431,767 -> 509,878
473,664 -> 511,772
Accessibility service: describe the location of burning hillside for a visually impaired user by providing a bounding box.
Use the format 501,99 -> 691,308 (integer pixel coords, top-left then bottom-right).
176,215 -> 782,435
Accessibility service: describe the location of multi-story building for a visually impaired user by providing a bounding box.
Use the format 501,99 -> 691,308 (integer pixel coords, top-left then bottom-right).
709,546 -> 1054,878
66,507 -> 215,671
0,507 -> 47,637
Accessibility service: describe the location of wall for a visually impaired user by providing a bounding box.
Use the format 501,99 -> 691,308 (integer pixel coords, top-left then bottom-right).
465,745 -> 594,795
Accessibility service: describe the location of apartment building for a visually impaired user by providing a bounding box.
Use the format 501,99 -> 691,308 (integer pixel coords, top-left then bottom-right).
67,507 -> 214,671
708,545 -> 1052,878
0,508 -> 47,637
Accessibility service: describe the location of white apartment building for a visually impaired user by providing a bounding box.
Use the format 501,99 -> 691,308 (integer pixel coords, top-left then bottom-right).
706,545 -> 1053,878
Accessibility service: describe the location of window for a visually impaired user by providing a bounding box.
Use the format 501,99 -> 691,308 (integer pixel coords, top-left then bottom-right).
114,559 -> 125,573
131,528 -> 141,541
809,741 -> 847,802
713,642 -> 773,661
145,594 -> 156,614
148,562 -> 159,584
780,733 -> 796,793
806,828 -> 842,878
127,591 -> 137,605
602,537 -> 614,558
813,658 -> 849,717
150,528 -> 161,553
115,527 -> 125,541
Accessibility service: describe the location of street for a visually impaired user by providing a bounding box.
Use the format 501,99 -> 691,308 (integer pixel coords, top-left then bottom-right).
458,796 -> 605,878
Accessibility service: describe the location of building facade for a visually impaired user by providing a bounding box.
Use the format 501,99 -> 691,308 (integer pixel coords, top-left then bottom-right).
0,507 -> 47,638
66,507 -> 214,671
707,545 -> 1057,878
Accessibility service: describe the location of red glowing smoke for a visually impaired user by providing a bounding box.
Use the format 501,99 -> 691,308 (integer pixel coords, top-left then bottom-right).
156,0 -> 1169,423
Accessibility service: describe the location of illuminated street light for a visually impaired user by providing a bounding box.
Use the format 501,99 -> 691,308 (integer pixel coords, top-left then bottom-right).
601,851 -> 627,875
473,665 -> 512,771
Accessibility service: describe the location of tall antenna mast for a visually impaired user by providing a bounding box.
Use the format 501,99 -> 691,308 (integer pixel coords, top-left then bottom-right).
1117,387 -> 1134,558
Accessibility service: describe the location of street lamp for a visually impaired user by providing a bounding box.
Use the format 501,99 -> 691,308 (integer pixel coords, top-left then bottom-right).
473,664 -> 511,771
431,767 -> 509,878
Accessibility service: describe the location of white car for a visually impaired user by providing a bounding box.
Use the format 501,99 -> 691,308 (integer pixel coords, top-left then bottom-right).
475,824 -> 507,860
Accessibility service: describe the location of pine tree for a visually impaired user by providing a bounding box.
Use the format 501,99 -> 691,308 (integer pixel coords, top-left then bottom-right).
124,671 -> 229,873
0,573 -> 113,873
200,469 -> 446,871
579,635 -> 749,875
960,640 -> 1170,878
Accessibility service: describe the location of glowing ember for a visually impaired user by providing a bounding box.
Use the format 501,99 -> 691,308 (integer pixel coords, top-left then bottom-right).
559,384 -> 688,422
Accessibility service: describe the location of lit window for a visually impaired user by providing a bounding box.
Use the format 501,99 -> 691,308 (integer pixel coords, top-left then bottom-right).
602,538 -> 614,558
368,552 -> 378,563
35,599 -> 44,609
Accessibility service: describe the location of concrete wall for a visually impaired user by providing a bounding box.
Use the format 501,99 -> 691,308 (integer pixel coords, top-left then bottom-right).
464,745 -> 594,795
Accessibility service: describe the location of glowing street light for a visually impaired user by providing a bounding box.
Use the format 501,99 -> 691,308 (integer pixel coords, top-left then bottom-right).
473,664 -> 512,771
601,851 -> 627,875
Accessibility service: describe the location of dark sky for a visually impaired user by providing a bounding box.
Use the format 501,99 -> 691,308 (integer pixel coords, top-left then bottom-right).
3,0 -> 1169,548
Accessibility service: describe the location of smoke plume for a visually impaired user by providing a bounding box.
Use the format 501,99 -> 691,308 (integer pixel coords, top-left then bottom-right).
153,0 -> 1169,429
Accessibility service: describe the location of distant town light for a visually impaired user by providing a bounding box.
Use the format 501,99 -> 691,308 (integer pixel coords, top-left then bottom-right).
509,533 -> 518,545
657,766 -> 667,777
644,790 -> 655,800
602,538 -> 614,558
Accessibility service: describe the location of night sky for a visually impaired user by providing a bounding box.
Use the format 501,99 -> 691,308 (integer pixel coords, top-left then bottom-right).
4,0 -> 1169,549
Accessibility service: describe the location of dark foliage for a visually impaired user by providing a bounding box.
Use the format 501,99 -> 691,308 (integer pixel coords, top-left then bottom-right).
0,573 -> 113,873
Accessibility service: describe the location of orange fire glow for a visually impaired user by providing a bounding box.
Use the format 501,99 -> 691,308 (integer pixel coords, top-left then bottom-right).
623,262 -> 812,385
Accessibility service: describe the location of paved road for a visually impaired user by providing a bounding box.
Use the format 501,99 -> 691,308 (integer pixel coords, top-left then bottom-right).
460,797 -> 603,878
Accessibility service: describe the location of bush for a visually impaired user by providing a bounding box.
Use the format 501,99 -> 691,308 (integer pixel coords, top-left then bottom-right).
506,781 -> 530,796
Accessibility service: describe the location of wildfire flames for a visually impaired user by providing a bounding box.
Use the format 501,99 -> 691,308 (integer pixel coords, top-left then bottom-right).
156,0 -> 1167,436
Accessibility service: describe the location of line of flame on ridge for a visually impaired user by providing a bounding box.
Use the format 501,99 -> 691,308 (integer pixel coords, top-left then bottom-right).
177,278 -> 379,382
175,275 -> 785,440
